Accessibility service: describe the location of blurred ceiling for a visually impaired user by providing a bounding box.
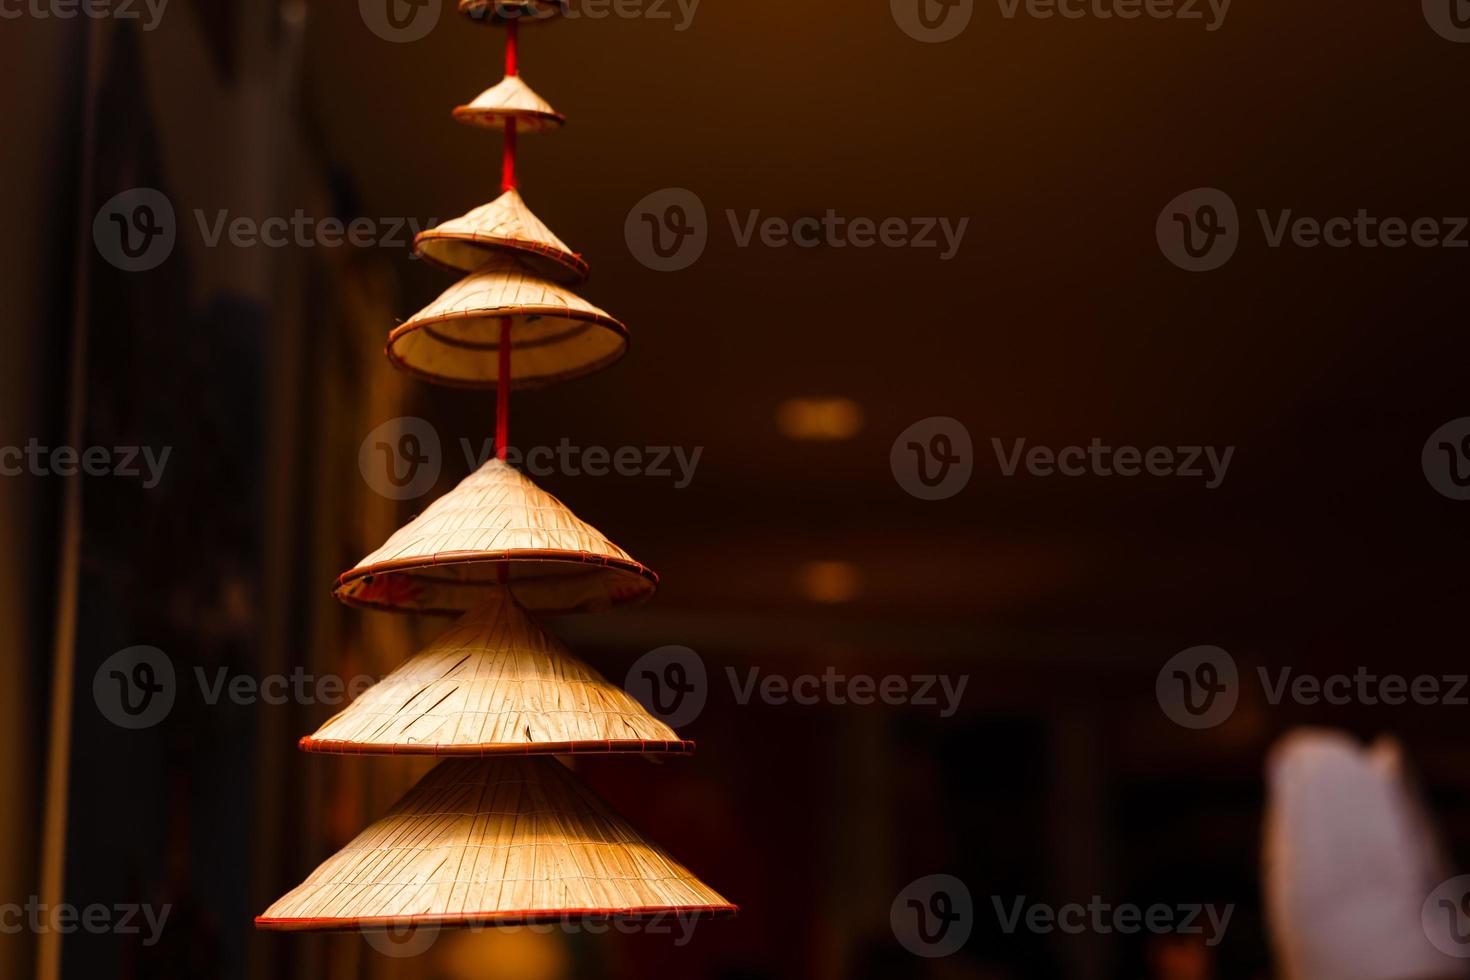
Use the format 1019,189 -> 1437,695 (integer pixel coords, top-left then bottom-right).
288,1 -> 1469,661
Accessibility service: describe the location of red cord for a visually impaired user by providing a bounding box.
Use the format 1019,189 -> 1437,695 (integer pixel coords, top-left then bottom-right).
497,18 -> 518,589
501,119 -> 517,192
501,19 -> 519,191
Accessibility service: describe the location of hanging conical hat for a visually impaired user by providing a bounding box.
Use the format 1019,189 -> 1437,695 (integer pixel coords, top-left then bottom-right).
302,589 -> 690,756
1263,728 -> 1467,980
255,756 -> 737,930
460,0 -> 565,23
336,458 -> 656,614
386,254 -> 626,389
415,189 -> 589,283
454,74 -> 563,131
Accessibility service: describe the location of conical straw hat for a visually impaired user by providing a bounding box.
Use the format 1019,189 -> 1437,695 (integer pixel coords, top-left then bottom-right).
255,756 -> 737,930
386,254 -> 626,389
302,589 -> 690,756
1263,729 -> 1467,980
336,457 -> 657,614
454,74 -> 563,132
460,0 -> 565,23
416,189 -> 589,283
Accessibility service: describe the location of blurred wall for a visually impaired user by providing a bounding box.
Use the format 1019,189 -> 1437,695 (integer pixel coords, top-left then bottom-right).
0,16 -> 84,980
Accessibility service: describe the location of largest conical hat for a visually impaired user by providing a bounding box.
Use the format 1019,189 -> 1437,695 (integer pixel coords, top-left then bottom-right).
386,254 -> 626,389
415,189 -> 589,283
336,457 -> 656,614
255,756 -> 737,930
302,589 -> 690,756
454,74 -> 564,131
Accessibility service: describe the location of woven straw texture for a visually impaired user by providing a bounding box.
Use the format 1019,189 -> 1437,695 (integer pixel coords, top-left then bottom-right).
303,589 -> 689,756
387,254 -> 626,389
454,74 -> 564,131
460,0 -> 564,23
336,458 -> 657,614
416,189 -> 588,283
256,756 -> 736,929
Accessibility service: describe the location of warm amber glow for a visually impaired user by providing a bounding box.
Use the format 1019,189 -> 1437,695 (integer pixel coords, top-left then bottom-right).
796,560 -> 862,603
776,397 -> 864,441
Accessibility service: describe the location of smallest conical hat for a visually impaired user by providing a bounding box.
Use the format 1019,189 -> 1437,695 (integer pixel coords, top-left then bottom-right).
454,75 -> 563,132
416,189 -> 588,283
336,457 -> 656,614
460,0 -> 565,23
302,588 -> 690,756
256,756 -> 737,930
387,254 -> 626,389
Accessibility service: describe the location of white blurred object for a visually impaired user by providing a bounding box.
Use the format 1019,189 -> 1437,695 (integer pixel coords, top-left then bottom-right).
1263,728 -> 1469,980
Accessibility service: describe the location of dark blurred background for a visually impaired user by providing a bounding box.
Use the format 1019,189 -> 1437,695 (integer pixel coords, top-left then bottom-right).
3,0 -> 1469,978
